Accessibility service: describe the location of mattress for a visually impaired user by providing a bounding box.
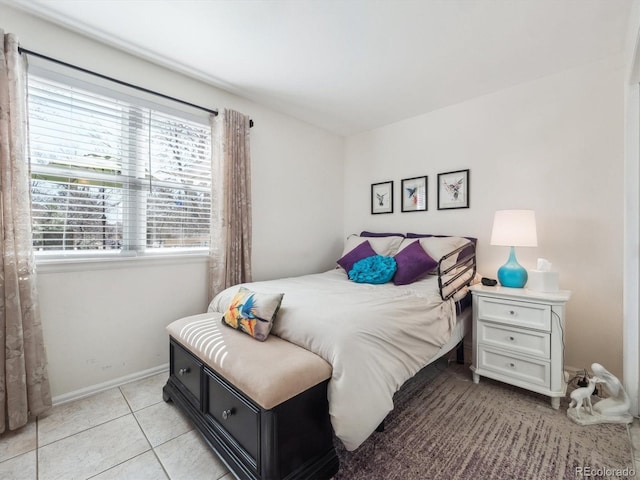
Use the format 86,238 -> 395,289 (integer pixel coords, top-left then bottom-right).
210,269 -> 470,451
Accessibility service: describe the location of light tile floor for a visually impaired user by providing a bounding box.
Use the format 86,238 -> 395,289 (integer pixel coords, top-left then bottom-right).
0,372 -> 232,480
1,371 -> 639,480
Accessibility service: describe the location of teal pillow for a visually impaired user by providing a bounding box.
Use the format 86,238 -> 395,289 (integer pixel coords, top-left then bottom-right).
349,255 -> 397,284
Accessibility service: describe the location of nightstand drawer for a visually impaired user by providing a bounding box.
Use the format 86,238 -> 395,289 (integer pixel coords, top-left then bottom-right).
478,346 -> 550,388
478,321 -> 550,359
477,297 -> 551,331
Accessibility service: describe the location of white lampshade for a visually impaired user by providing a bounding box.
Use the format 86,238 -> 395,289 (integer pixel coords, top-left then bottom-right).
490,210 -> 538,247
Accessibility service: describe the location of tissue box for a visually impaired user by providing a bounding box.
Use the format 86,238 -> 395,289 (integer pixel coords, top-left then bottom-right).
527,270 -> 559,292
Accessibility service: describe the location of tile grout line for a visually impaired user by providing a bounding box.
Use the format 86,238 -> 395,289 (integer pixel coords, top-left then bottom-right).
151,428 -> 195,450
85,450 -> 155,480
0,421 -> 36,466
36,387 -> 140,479
23,377 -> 178,480
36,416 -> 39,480
37,411 -> 134,449
150,445 -> 173,480
46,385 -> 163,480
41,383 -> 172,479
82,386 -> 156,480
37,387 -> 136,450
0,381 -> 152,476
121,384 -> 173,480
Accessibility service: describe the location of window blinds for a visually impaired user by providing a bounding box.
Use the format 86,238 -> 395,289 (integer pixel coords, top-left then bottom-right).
27,71 -> 212,256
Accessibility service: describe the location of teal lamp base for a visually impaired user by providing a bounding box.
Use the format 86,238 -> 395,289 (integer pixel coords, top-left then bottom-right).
497,246 -> 528,288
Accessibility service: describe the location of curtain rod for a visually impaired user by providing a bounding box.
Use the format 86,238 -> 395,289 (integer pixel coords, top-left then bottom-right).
18,47 -> 255,128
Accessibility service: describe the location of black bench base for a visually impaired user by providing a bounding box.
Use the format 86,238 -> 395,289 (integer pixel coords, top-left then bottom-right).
164,338 -> 339,480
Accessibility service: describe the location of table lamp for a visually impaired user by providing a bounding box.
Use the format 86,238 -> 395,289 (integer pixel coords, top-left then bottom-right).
490,209 -> 538,288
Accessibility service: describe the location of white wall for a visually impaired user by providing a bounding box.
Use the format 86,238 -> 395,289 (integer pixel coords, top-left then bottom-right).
4,4 -> 630,398
623,1 -> 640,416
624,83 -> 639,416
36,258 -> 209,399
2,6 -> 345,399
345,55 -> 626,378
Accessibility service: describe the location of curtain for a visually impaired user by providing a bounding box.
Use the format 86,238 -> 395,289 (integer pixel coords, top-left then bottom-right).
0,31 -> 51,432
209,109 -> 252,300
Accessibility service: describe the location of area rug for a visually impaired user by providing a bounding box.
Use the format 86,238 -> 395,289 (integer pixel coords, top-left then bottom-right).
334,362 -> 635,480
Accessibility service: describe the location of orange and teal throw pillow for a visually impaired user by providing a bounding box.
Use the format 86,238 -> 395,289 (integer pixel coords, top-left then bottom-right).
222,287 -> 284,341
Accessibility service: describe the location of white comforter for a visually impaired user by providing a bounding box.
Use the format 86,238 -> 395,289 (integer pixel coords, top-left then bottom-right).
209,269 -> 457,451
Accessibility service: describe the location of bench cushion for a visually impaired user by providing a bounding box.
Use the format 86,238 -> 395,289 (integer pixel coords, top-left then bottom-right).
167,312 -> 332,409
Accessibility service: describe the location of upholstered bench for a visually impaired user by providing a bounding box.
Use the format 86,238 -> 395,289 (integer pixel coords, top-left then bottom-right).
162,312 -> 339,480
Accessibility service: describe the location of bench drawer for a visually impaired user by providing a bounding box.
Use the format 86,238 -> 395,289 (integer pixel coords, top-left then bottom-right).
164,330 -> 339,480
171,341 -> 202,406
206,368 -> 260,464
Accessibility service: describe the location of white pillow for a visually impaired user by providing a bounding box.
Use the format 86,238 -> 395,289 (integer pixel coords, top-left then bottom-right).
341,234 -> 403,258
396,238 -> 419,253
415,236 -> 471,272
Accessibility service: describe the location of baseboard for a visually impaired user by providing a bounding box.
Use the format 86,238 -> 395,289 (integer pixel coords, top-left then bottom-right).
52,363 -> 169,406
564,364 -> 587,381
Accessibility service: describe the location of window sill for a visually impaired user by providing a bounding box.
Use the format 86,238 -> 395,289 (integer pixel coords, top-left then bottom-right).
35,251 -> 210,274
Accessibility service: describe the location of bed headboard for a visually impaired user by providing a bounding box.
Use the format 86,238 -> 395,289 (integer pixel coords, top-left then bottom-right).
360,231 -> 477,301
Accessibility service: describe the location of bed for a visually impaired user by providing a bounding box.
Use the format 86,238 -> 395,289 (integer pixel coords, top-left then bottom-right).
208,233 -> 477,451
163,232 -> 477,479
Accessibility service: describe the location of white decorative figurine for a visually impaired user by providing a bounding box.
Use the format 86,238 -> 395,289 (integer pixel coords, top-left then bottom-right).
567,363 -> 634,425
568,376 -> 601,419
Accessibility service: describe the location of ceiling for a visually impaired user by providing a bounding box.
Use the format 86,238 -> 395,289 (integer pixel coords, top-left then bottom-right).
5,0 -> 637,135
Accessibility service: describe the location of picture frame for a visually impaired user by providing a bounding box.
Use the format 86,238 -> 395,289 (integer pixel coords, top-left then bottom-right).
437,169 -> 469,210
371,181 -> 393,214
401,176 -> 428,212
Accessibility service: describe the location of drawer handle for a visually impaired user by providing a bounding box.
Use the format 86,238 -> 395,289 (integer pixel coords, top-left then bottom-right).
508,310 -> 516,316
178,367 -> 190,376
222,408 -> 234,420
509,336 -> 515,341
509,362 -> 516,368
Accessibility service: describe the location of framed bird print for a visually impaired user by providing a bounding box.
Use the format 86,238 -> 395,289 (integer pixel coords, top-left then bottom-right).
371,181 -> 393,214
437,169 -> 469,210
401,176 -> 427,212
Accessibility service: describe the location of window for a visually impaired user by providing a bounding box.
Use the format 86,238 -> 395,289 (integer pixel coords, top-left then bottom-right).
26,64 -> 212,258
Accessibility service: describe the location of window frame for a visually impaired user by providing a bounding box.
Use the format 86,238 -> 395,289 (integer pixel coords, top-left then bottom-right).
26,60 -> 214,264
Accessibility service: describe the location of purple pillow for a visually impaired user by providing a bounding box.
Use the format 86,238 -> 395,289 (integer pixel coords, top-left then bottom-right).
337,240 -> 377,273
393,240 -> 438,285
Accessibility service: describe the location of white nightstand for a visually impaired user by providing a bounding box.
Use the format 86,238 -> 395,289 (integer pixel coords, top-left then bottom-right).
469,284 -> 571,409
